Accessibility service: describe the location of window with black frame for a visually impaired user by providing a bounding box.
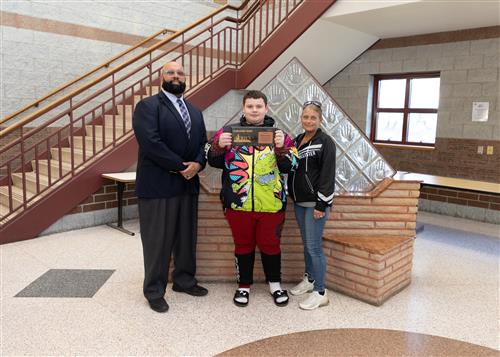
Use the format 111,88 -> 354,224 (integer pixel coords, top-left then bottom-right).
371,72 -> 440,147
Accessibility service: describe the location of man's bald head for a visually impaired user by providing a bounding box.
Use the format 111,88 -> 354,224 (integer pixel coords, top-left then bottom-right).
161,61 -> 186,96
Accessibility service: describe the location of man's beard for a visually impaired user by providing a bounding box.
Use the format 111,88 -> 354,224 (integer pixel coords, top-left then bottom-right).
162,80 -> 186,95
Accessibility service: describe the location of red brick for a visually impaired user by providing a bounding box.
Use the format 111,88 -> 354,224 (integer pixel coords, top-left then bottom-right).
94,193 -> 117,202
437,189 -> 457,197
448,197 -> 468,205
68,206 -> 82,214
479,194 -> 500,204
126,198 -> 138,205
490,203 -> 500,211
420,186 -> 438,194
426,194 -> 447,202
467,200 -> 489,208
82,203 -> 105,212
457,192 -> 479,200
123,191 -> 136,199
105,201 -> 118,209
105,185 -> 118,193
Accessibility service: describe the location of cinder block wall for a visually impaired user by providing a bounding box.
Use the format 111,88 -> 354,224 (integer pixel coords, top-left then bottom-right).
323,28 -> 500,183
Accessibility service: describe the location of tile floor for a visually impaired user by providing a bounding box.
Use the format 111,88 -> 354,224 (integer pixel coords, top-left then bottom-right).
1,212 -> 499,356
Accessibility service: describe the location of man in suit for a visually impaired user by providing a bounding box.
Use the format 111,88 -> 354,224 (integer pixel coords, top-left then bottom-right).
133,61 -> 208,313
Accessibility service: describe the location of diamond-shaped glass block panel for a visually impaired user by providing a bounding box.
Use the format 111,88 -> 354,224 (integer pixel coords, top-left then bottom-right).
348,139 -> 377,170
262,82 -> 292,112
332,120 -> 361,151
277,61 -> 309,92
275,98 -> 302,133
347,174 -> 375,192
336,155 -> 358,188
205,57 -> 395,194
297,79 -> 327,104
368,157 -> 394,184
321,99 -> 342,130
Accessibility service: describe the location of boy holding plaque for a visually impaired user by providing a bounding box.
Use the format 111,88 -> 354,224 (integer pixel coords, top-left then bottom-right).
207,90 -> 299,307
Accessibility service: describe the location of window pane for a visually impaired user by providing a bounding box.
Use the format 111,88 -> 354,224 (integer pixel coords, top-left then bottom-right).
375,112 -> 404,142
378,79 -> 406,108
409,77 -> 440,108
407,113 -> 437,144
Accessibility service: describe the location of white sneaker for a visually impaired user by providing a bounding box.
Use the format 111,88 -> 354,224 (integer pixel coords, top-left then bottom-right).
290,276 -> 314,296
299,291 -> 329,310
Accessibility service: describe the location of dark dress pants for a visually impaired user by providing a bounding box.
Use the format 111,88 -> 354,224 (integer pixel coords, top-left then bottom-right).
138,194 -> 199,301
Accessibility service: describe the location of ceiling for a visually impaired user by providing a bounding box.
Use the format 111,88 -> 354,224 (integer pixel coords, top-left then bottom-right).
323,0 -> 500,39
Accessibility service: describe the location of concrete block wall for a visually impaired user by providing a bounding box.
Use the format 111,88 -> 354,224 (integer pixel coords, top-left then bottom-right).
325,36 -> 500,139
324,29 -> 500,184
1,0 -> 220,118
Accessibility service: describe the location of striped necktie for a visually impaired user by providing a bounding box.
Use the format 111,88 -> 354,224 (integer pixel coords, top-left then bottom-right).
176,98 -> 191,138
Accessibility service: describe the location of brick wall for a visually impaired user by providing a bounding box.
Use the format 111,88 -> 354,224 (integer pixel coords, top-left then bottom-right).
69,179 -> 137,214
324,237 -> 413,305
420,185 -> 500,211
377,138 -> 500,183
195,180 -> 419,284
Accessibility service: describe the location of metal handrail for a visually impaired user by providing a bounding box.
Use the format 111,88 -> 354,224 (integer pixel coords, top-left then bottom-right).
0,27 -> 176,127
0,0 -> 251,137
0,0 -> 307,223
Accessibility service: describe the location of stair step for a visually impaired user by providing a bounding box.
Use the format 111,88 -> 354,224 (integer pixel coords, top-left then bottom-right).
85,125 -> 129,139
103,114 -> 132,129
116,105 -> 133,116
11,172 -> 49,195
33,159 -> 72,179
0,185 -> 33,209
72,136 -> 105,151
50,147 -> 95,165
0,203 -> 10,218
144,86 -> 160,96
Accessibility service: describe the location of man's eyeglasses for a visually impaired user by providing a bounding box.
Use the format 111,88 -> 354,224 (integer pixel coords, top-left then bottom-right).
303,100 -> 322,109
164,70 -> 186,77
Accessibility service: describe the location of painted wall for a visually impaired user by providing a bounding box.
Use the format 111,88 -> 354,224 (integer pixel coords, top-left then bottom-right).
1,0 -> 220,118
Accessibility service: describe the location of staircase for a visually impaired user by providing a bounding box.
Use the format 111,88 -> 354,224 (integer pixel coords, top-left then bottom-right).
0,0 -> 336,244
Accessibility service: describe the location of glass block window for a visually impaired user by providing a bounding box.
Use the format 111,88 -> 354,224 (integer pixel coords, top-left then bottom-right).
371,73 -> 440,146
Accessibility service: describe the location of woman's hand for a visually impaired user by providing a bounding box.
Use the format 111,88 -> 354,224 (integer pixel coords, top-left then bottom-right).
274,130 -> 284,148
218,132 -> 232,148
313,209 -> 325,220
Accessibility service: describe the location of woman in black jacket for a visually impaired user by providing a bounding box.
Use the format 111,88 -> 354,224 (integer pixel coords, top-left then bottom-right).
287,100 -> 336,310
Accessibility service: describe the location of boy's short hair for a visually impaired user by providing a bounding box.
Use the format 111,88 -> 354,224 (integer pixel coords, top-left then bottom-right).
243,90 -> 268,105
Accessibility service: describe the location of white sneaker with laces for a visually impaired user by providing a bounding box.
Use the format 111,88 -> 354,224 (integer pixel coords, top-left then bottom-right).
299,291 -> 329,310
290,276 -> 314,296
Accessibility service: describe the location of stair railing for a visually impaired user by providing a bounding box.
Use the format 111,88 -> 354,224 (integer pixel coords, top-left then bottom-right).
0,0 -> 304,223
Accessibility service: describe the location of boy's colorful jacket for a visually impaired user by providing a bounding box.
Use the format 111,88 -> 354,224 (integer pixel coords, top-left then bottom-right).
207,115 -> 299,213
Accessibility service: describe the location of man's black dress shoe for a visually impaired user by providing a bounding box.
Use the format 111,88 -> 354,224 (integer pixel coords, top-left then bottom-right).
172,284 -> 208,296
148,297 -> 169,313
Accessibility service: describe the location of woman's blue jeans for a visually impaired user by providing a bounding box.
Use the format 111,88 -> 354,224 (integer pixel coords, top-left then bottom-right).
293,204 -> 329,292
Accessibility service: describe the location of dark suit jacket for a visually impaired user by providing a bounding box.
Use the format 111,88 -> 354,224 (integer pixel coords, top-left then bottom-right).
132,91 -> 207,198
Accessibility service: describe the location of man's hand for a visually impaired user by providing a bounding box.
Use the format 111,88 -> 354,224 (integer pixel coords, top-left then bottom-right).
218,132 -> 232,148
274,130 -> 284,148
180,161 -> 202,180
